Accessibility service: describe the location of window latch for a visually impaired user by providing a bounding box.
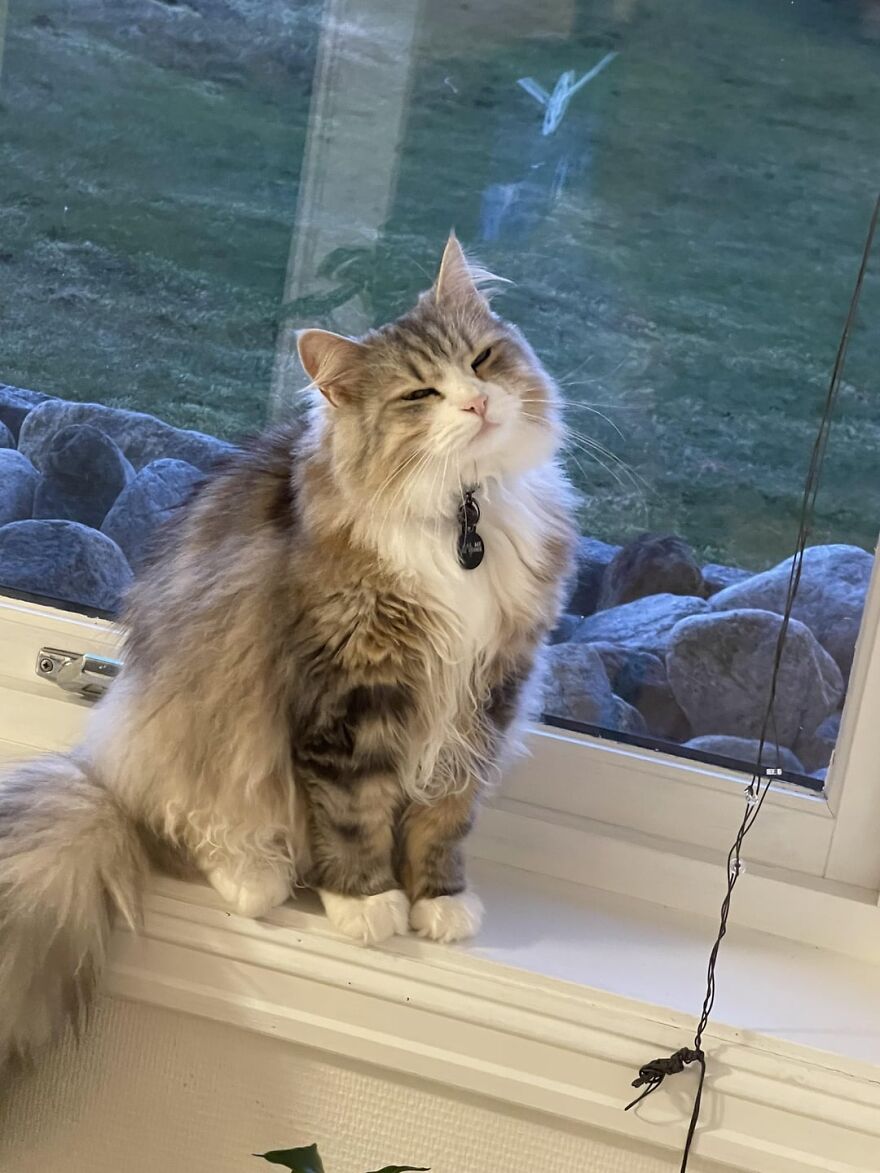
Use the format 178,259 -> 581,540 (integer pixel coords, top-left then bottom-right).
36,646 -> 121,699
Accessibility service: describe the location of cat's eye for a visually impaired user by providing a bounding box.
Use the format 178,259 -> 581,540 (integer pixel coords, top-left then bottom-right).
400,387 -> 441,403
471,347 -> 492,370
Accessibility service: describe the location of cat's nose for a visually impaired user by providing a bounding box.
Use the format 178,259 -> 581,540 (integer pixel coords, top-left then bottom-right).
462,393 -> 488,417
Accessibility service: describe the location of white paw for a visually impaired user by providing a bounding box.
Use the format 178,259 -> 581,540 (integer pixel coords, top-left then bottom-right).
319,888 -> 410,945
410,891 -> 484,943
208,864 -> 291,919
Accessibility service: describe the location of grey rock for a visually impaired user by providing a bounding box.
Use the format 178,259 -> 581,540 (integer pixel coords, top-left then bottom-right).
0,519 -> 133,611
566,536 -> 619,616
18,399 -> 236,474
794,711 -> 841,773
612,695 -> 648,736
702,562 -> 752,596
572,593 -> 709,656
102,458 -> 203,572
0,384 -> 52,442
592,643 -> 691,741
597,533 -> 705,609
667,608 -> 843,746
0,421 -> 13,448
548,612 -> 583,645
592,643 -> 660,687
0,450 -> 39,526
0,385 -> 51,405
542,642 -> 616,726
683,735 -> 805,775
710,544 -> 873,677
32,424 -> 135,529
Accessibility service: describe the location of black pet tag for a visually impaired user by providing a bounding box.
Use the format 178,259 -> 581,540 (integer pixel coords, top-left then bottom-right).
457,490 -> 485,570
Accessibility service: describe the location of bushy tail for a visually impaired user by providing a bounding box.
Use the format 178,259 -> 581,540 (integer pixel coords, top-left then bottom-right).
0,754 -> 146,1069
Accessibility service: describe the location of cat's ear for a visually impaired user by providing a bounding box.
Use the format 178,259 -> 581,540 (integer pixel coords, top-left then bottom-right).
433,231 -> 501,308
297,329 -> 365,406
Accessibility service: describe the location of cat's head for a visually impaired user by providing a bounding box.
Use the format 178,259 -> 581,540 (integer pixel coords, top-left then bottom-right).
297,234 -> 560,515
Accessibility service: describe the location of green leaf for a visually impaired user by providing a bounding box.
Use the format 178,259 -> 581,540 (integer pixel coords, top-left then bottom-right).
254,1143 -> 326,1172
364,1166 -> 430,1172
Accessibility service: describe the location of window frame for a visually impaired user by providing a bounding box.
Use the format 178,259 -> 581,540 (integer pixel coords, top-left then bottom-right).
505,532 -> 880,892
2,0 -> 877,930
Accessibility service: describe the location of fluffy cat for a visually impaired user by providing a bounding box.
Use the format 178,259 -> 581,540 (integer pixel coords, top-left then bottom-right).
0,235 -> 575,1069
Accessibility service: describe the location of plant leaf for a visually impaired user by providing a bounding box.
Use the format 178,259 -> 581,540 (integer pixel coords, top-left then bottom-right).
364,1166 -> 430,1172
254,1143 -> 326,1172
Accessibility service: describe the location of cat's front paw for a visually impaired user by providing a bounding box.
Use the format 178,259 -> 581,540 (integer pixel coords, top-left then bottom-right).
319,888 -> 410,945
208,863 -> 291,919
410,891 -> 484,943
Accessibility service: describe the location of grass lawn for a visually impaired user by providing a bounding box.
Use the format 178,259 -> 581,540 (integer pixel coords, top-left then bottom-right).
1,0 -> 878,568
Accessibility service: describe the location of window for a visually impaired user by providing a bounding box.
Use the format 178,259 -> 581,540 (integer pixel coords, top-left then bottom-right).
1,0 -> 879,894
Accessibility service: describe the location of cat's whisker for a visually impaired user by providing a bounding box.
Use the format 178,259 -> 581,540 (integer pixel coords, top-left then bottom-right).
523,412 -> 648,500
559,358 -> 627,388
557,387 -> 636,407
521,397 -> 627,439
366,453 -> 428,539
375,448 -> 435,540
394,449 -> 435,516
553,416 -> 637,466
560,437 -> 648,501
570,439 -> 647,492
433,452 -> 451,542
565,399 -> 640,412
556,353 -> 597,386
413,443 -> 449,536
564,450 -> 594,498
368,447 -> 426,511
421,450 -> 443,536
562,427 -> 647,489
560,440 -> 640,498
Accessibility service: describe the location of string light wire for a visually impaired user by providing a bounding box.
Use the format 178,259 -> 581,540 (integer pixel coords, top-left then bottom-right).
624,193 -> 880,1172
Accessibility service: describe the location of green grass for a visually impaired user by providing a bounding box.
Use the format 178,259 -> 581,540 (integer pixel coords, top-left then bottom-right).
1,0 -> 319,437
1,0 -> 878,569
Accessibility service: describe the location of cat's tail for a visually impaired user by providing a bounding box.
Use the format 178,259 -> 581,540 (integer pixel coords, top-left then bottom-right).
0,753 -> 146,1069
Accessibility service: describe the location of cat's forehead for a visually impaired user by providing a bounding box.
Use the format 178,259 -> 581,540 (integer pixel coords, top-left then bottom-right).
374,298 -> 495,368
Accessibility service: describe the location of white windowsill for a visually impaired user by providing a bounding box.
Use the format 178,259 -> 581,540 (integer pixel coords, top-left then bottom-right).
110,855 -> 880,1173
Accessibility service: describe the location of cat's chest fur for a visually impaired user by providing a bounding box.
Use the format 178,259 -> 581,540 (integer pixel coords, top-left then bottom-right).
391,473 -> 558,662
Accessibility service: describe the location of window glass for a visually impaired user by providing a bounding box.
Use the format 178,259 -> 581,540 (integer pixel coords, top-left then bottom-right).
1,0 -> 877,789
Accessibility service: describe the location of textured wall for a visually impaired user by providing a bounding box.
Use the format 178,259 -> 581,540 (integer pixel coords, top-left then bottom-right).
0,998 -> 680,1173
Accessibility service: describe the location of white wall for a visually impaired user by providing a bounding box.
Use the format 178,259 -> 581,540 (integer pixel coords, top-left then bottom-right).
0,998 -> 681,1173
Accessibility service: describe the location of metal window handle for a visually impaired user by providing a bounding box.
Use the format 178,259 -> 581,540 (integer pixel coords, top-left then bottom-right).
36,646 -> 121,699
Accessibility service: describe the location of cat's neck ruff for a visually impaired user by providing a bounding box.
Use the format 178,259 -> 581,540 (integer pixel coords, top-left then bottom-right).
361,462 -> 562,656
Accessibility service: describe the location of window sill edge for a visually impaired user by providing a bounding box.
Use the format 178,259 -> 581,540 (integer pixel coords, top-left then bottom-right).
106,872 -> 880,1173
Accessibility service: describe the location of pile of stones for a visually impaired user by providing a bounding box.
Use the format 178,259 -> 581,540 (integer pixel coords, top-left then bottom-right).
544,533 -> 872,780
0,385 -> 233,611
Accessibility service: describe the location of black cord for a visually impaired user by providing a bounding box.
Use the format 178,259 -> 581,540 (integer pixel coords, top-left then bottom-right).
625,192 -> 880,1173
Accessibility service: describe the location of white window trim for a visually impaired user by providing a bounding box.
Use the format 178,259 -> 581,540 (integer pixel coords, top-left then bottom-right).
471,800 -> 880,965
507,541 -> 880,892
102,867 -> 880,1173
